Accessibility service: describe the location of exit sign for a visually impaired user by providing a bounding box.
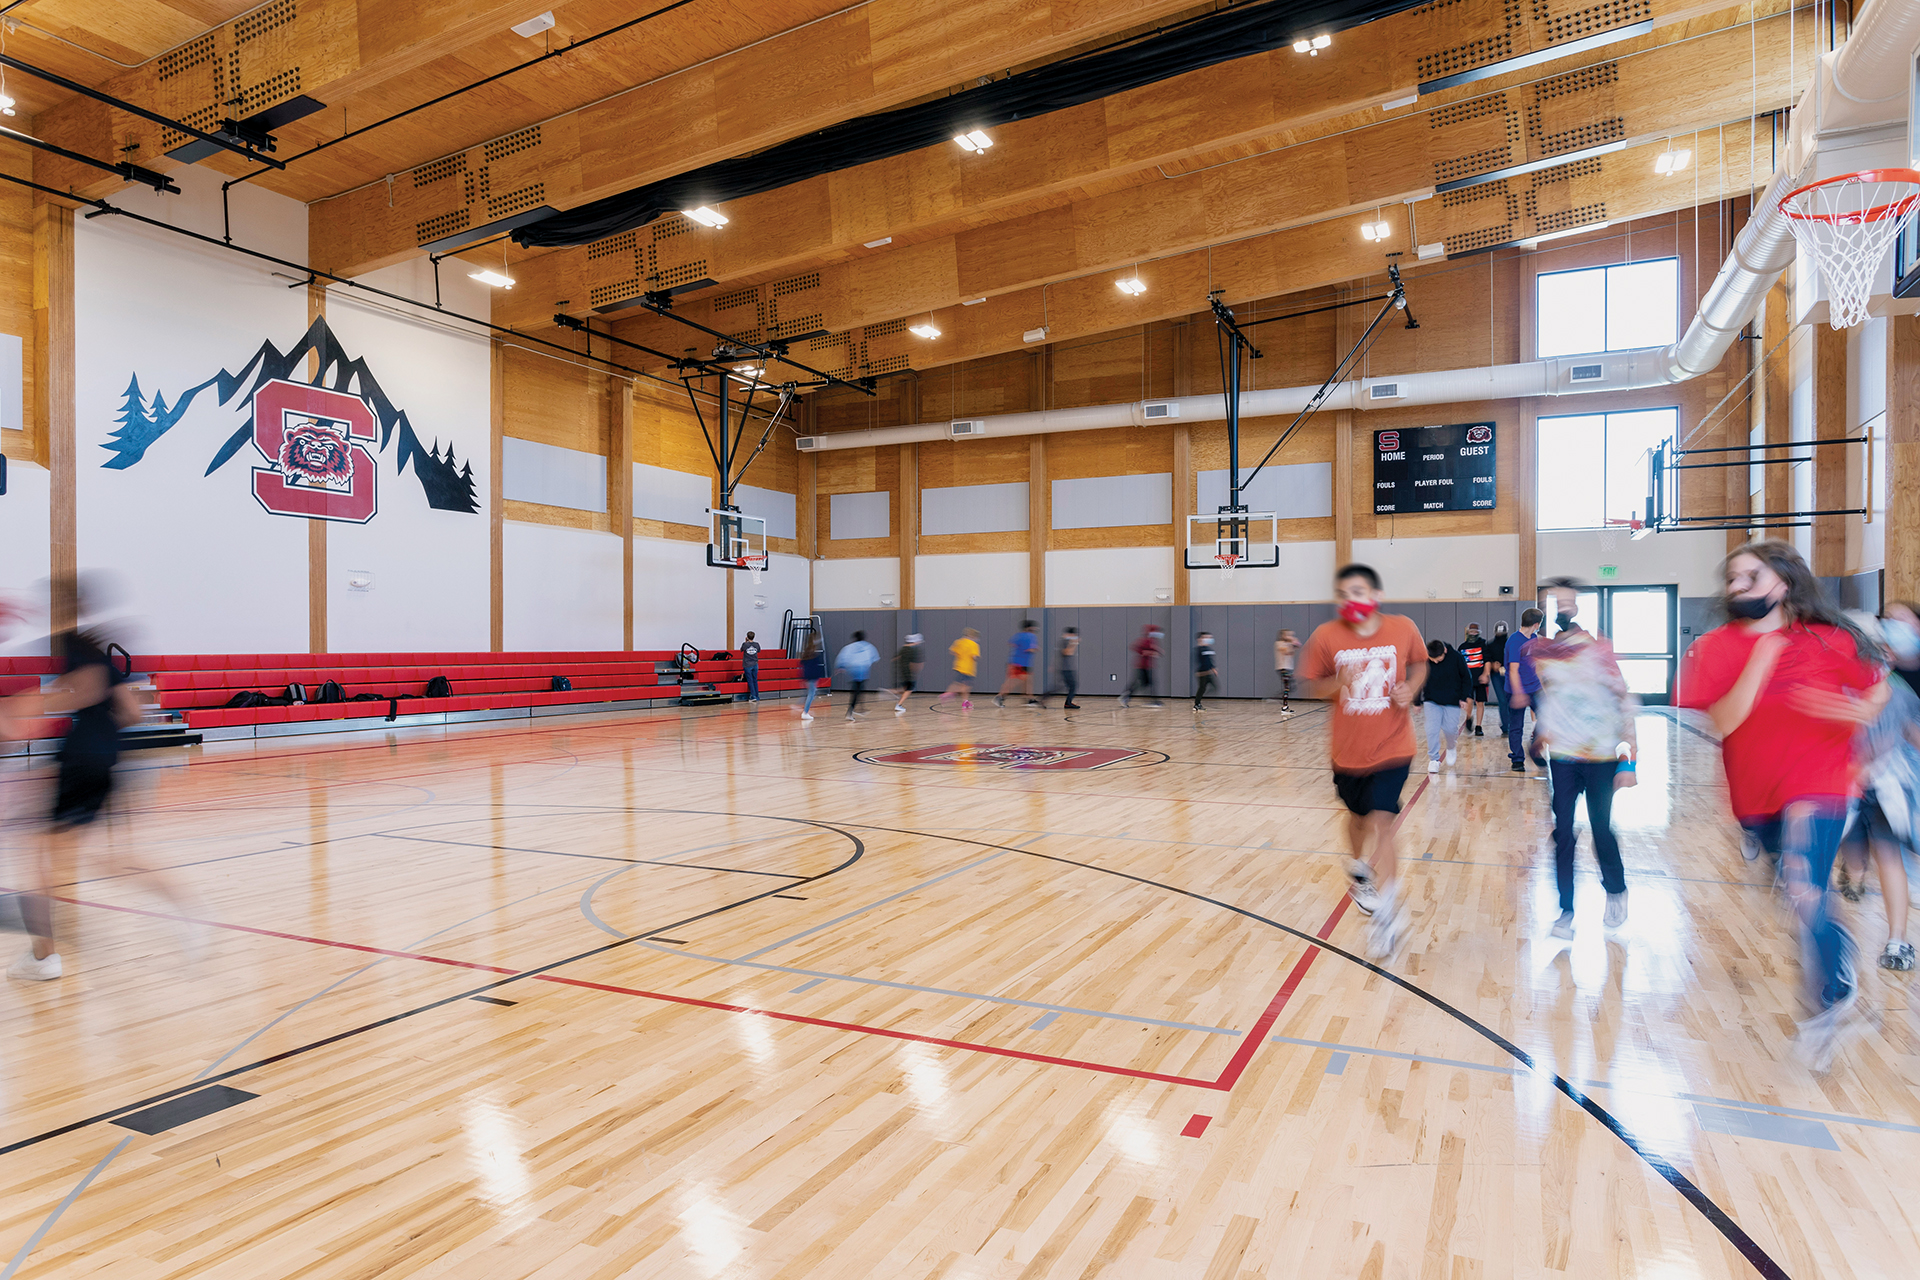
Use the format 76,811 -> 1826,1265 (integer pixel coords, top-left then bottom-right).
1599,565 -> 1619,580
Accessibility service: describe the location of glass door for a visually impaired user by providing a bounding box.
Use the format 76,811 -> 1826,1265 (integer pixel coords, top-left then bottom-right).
1536,583 -> 1677,704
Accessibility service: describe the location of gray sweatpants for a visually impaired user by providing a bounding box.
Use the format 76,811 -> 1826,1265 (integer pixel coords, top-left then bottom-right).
1424,704 -> 1463,760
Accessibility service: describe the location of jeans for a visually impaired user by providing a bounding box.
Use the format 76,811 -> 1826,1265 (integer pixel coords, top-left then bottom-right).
1424,704 -> 1462,760
1127,666 -> 1155,700
744,662 -> 759,700
1193,672 -> 1216,707
1279,669 -> 1293,708
1508,694 -> 1544,765
1490,670 -> 1510,733
846,679 -> 866,715
802,680 -> 822,715
1549,759 -> 1627,912
1746,802 -> 1855,1008
1061,665 -> 1078,704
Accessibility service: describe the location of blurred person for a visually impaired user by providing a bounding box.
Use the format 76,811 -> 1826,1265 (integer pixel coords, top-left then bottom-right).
1460,623 -> 1489,736
1121,623 -> 1163,708
797,631 -> 826,722
937,628 -> 981,710
740,631 -> 762,703
891,634 -> 924,714
1419,637 -> 1471,773
1834,612 -> 1918,971
1678,540 -> 1888,1071
1487,619 -> 1513,735
996,620 -> 1041,708
1529,583 -> 1638,940
1298,564 -> 1428,959
834,630 -> 880,721
1885,600 -> 1920,696
1050,625 -> 1081,710
1505,608 -> 1549,776
1193,631 -> 1219,712
1275,628 -> 1299,716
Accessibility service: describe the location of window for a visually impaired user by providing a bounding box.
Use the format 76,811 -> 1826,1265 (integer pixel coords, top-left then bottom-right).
1536,258 -> 1679,357
1536,407 -> 1677,530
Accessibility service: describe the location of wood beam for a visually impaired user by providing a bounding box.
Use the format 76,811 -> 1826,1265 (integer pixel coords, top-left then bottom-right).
1030,436 -> 1047,610
1761,283 -> 1790,524
614,375 -> 635,650
1172,424 -> 1192,606
1813,323 -> 1847,577
34,204 -> 74,633
1334,410 -> 1353,570
308,282 -> 328,653
1889,314 -> 1920,602
898,442 -> 918,610
490,337 -> 506,651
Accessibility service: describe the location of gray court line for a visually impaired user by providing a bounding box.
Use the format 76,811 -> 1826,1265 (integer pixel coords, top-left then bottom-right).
732,849 -> 1011,961
0,1138 -> 135,1280
1267,1034 -> 1518,1076
574,843 -> 1241,1037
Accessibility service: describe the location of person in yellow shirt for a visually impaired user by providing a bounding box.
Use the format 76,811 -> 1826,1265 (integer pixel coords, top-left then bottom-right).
937,628 -> 981,711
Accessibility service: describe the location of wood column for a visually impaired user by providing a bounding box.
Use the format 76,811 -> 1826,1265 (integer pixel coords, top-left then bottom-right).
798,400 -> 818,618
489,339 -> 505,651
1516,399 -> 1536,594
307,282 -> 328,653
1812,324 -> 1848,577
1887,315 -> 1920,601
34,204 -> 74,633
1761,282 -> 1791,523
1727,349 -> 1753,553
613,378 -> 634,650
1029,437 -> 1047,608
1334,409 -> 1353,569
1172,424 -> 1192,604
898,442 -> 918,608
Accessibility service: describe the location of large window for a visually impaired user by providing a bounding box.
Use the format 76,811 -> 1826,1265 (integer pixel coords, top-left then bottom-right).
1537,258 -> 1679,357
1536,407 -> 1677,530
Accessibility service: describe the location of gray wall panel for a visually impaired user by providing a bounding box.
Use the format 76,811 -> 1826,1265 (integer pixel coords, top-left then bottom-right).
1051,474 -> 1173,530
503,437 -> 607,513
1197,462 -> 1333,521
829,491 -> 890,540
733,484 -> 798,541
922,482 -> 1030,535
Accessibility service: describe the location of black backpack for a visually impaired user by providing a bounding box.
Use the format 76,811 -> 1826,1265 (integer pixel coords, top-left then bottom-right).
317,680 -> 345,703
551,675 -> 573,691
285,682 -> 308,703
425,675 -> 452,698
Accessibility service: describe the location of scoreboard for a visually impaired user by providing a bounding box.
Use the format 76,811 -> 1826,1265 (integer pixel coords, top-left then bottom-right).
1372,422 -> 1497,514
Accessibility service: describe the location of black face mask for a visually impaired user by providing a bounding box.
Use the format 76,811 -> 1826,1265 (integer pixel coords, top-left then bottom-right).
1727,595 -> 1775,621
1554,612 -> 1575,632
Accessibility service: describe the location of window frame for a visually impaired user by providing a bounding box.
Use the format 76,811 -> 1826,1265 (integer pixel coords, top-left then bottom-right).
1535,257 -> 1680,358
1535,406 -> 1679,532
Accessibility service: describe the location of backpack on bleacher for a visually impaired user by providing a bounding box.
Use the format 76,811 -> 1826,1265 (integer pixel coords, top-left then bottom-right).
425,675 -> 452,698
285,682 -> 308,703
316,680 -> 344,703
551,675 -> 573,691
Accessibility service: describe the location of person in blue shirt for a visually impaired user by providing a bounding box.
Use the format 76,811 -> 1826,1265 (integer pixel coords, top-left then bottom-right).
996,620 -> 1042,708
1504,607 -> 1547,775
740,631 -> 761,703
835,630 -> 880,721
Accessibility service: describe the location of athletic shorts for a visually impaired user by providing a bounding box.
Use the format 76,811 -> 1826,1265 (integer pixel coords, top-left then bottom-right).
1332,764 -> 1410,818
1470,680 -> 1488,702
52,759 -> 114,827
952,670 -> 974,686
897,677 -> 916,692
1007,664 -> 1029,677
1843,791 -> 1897,847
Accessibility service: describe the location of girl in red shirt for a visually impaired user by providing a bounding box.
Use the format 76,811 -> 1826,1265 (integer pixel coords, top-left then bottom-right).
1678,540 -> 1887,1071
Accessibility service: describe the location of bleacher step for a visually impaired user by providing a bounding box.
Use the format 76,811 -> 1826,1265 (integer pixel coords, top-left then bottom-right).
120,726 -> 203,750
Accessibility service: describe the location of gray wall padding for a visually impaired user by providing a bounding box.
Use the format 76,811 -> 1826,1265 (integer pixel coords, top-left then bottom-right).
1051,474 -> 1171,529
830,491 -> 890,540
732,483 -> 797,541
503,437 -> 607,513
922,482 -> 1029,535
633,462 -> 710,527
1196,462 -> 1333,521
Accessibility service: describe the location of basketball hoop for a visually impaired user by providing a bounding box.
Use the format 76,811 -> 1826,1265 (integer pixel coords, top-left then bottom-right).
740,552 -> 767,586
1214,553 -> 1241,580
1780,168 -> 1920,329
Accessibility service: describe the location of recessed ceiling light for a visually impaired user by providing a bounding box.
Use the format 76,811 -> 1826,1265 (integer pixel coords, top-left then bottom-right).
683,206 -> 729,228
468,269 -> 515,288
953,129 -> 994,153
1115,277 -> 1147,296
511,11 -> 555,37
909,323 -> 941,339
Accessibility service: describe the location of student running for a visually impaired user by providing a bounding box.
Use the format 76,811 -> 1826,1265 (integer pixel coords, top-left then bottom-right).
1121,623 -> 1163,708
1419,637 -> 1470,772
996,621 -> 1041,708
892,633 -> 923,714
835,631 -> 880,721
1275,629 -> 1298,715
1192,631 -> 1218,712
937,628 -> 982,710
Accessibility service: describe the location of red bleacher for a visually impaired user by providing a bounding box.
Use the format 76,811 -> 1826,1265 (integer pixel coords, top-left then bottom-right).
0,649 -> 817,739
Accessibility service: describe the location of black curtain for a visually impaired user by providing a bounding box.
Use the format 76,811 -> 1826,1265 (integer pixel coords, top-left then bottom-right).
514,0 -> 1430,249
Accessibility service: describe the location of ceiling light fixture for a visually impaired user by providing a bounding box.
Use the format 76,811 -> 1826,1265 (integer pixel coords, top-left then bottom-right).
1023,326 -> 1049,343
962,297 -> 986,306
1295,34 -> 1331,54
0,94 -> 14,118
953,129 -> 994,153
1359,219 -> 1393,242
863,236 -> 893,248
909,321 -> 941,339
1653,148 -> 1692,175
511,11 -> 555,37
1115,276 -> 1147,296
468,268 -> 515,288
683,206 -> 729,228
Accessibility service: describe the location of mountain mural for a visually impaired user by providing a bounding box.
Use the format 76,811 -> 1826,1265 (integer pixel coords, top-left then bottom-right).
100,316 -> 481,514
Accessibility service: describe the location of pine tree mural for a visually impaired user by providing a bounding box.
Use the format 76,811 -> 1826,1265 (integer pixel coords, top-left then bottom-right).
106,375 -> 155,454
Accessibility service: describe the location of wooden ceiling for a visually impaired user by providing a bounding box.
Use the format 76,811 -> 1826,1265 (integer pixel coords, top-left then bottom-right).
8,0 -> 1819,386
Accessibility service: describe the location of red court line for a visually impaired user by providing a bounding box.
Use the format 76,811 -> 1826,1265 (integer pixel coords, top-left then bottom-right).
13,777 -> 1429,1094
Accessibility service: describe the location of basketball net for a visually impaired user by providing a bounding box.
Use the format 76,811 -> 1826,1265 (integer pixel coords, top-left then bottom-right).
741,553 -> 767,587
1215,553 -> 1241,580
1780,168 -> 1920,330
1597,526 -> 1618,555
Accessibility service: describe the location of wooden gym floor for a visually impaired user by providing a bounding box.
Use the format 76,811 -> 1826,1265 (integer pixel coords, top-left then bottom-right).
0,693 -> 1914,1279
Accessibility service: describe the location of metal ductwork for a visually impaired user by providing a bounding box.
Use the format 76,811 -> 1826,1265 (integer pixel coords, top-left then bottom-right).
796,0 -> 1920,455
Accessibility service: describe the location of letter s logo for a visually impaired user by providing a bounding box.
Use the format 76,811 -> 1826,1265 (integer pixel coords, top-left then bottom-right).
250,379 -> 379,524
1378,431 -> 1400,451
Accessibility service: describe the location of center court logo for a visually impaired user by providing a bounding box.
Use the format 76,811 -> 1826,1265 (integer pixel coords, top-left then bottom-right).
855,743 -> 1161,770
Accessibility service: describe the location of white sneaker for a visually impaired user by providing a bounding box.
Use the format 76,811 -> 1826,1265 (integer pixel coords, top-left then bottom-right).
894,705 -> 907,715
8,949 -> 62,981
1796,984 -> 1860,1073
1343,857 -> 1378,917
1603,891 -> 1628,929
1549,910 -> 1575,940
1366,888 -> 1400,960
800,713 -> 814,722
1445,748 -> 1457,768
1428,759 -> 1440,773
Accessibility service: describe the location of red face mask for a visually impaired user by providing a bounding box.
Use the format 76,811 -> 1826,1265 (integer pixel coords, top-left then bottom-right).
1338,598 -> 1378,624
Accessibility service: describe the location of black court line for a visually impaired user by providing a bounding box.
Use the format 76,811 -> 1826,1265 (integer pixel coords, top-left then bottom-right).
112,1086 -> 256,1136
0,811 -> 864,1162
833,820 -> 1791,1280
470,996 -> 517,1007
772,894 -> 808,901
647,937 -> 689,945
